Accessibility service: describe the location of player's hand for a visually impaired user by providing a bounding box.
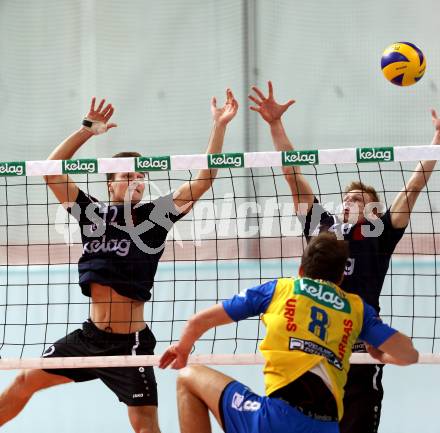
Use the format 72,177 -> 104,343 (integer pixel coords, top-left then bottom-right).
211,88 -> 239,126
83,97 -> 117,134
365,343 -> 385,362
249,81 -> 295,124
431,108 -> 440,133
159,344 -> 190,369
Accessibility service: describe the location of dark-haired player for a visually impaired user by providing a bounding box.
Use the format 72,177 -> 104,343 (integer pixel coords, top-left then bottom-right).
248,81 -> 440,433
159,232 -> 418,433
0,91 -> 238,433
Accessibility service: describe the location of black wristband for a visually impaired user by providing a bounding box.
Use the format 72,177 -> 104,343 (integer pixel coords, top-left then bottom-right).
82,118 -> 93,128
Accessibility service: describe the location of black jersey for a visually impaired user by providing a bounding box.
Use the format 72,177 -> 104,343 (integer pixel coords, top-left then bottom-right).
301,198 -> 406,311
67,189 -> 183,302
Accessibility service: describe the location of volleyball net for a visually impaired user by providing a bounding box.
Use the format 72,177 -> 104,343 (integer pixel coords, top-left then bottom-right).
1,145 -> 440,369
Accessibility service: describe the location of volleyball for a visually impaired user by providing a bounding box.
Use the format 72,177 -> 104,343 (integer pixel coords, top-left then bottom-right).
381,42 -> 426,86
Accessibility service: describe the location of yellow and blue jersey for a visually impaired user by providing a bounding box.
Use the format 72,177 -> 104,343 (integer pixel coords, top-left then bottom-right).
222,277 -> 397,420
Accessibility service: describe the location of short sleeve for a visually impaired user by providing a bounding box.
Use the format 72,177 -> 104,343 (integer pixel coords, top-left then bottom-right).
379,210 -> 407,255
66,189 -> 98,223
222,280 -> 277,322
135,192 -> 184,232
153,193 -> 184,224
299,197 -> 335,240
359,301 -> 397,347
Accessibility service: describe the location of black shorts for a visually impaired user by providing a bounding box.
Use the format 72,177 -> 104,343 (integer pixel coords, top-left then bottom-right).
42,319 -> 157,406
340,363 -> 384,433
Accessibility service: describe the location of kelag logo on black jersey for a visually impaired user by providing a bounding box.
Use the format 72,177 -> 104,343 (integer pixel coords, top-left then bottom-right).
0,161 -> 26,176
63,159 -> 98,174
83,237 -> 131,257
282,150 -> 319,166
356,147 -> 394,163
294,278 -> 351,313
136,156 -> 171,171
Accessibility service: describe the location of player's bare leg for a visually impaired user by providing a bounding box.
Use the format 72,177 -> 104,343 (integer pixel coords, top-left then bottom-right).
177,365 -> 234,433
0,369 -> 72,426
127,405 -> 161,433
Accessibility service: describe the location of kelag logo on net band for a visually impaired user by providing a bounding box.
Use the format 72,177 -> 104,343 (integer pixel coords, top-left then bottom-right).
294,278 -> 351,313
208,153 -> 244,168
356,147 -> 394,163
0,161 -> 26,176
282,150 -> 319,165
62,159 -> 98,174
136,156 -> 171,172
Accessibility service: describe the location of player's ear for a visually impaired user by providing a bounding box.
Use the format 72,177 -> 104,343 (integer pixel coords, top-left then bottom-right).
298,266 -> 304,277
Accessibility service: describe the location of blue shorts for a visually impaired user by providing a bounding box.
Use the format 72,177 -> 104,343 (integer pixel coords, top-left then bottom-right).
220,381 -> 339,433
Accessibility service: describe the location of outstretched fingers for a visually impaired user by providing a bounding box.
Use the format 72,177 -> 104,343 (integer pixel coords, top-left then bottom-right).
283,99 -> 296,109
101,103 -> 113,117
90,97 -> 96,112
228,92 -> 239,111
226,88 -> 234,104
84,97 -> 118,133
248,94 -> 262,106
96,98 -> 106,112
268,80 -> 274,98
251,85 -> 266,101
249,105 -> 261,113
104,106 -> 115,121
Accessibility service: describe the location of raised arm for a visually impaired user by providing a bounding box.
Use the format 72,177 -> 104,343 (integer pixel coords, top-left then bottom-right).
173,89 -> 238,213
390,109 -> 440,229
249,81 -> 314,215
44,98 -> 117,205
159,304 -> 233,369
